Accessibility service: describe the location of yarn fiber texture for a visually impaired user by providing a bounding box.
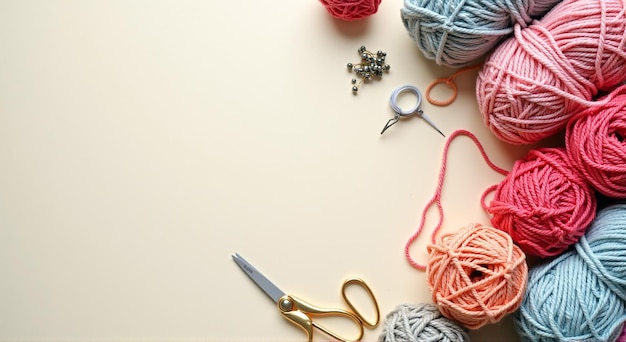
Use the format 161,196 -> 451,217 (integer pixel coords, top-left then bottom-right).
515,204 -> 626,342
379,303 -> 470,342
426,223 -> 527,330
319,0 -> 381,20
476,0 -> 626,144
566,85 -> 626,199
400,0 -> 562,67
619,324 -> 626,342
486,147 -> 597,258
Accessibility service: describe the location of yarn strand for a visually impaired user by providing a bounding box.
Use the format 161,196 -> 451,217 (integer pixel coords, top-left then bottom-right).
404,129 -> 508,270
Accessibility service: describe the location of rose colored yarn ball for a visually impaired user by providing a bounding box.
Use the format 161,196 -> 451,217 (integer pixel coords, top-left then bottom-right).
487,147 -> 597,258
427,224 -> 528,330
476,0 -> 626,144
319,0 -> 381,21
566,85 -> 626,199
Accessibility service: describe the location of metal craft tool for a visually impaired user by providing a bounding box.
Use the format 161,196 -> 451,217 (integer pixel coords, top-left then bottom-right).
382,84 -> 445,136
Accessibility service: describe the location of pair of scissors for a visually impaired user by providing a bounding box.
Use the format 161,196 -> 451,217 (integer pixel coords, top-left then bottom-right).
232,253 -> 380,342
381,85 -> 445,136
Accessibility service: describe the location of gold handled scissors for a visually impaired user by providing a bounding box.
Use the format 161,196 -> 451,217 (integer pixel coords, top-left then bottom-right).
232,253 -> 380,342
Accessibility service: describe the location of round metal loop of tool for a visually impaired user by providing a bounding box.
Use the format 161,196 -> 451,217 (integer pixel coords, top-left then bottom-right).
389,85 -> 423,117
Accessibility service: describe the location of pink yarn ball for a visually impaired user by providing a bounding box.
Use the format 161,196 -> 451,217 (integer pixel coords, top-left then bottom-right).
319,0 -> 381,21
566,85 -> 626,199
476,0 -> 626,145
487,147 -> 597,257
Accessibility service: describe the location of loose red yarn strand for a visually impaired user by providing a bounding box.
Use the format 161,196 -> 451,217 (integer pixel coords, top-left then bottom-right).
404,129 -> 509,271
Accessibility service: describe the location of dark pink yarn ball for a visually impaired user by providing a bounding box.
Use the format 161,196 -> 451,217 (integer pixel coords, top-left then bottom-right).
487,147 -> 597,258
566,85 -> 626,199
319,0 -> 382,21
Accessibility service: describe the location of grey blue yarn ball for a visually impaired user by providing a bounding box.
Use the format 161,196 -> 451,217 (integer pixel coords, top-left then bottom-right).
400,0 -> 562,67
515,204 -> 626,342
379,303 -> 469,342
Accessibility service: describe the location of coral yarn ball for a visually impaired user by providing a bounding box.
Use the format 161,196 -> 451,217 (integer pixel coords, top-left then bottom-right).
426,224 -> 528,330
487,147 -> 597,258
319,0 -> 381,21
566,85 -> 626,199
476,0 -> 626,144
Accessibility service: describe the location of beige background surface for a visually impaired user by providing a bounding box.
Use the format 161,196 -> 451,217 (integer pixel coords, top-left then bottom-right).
0,0 -> 538,341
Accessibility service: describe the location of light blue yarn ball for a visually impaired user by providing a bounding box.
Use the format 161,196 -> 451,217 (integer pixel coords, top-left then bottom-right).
400,0 -> 562,67
515,204 -> 626,342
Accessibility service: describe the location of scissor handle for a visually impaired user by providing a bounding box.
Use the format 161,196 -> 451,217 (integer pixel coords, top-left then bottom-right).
389,85 -> 423,117
277,278 -> 380,342
278,297 -> 316,342
383,84 -> 446,136
341,277 -> 381,329
278,294 -> 364,342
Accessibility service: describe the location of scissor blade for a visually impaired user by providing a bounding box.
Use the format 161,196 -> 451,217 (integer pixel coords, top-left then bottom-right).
420,113 -> 445,137
232,253 -> 286,303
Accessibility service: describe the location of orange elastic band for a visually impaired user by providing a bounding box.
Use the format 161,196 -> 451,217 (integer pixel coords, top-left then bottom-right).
425,64 -> 483,107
